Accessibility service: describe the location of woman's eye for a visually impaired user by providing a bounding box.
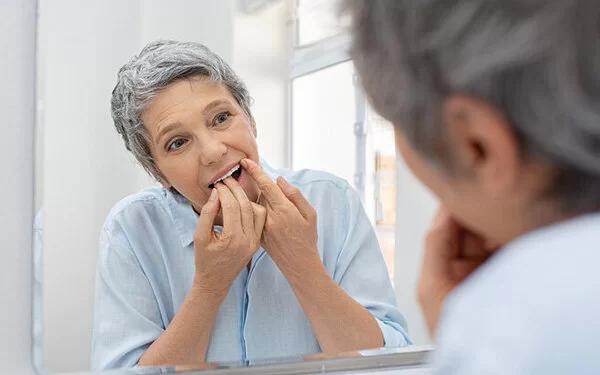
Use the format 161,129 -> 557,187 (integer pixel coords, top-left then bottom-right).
214,112 -> 231,125
167,138 -> 187,151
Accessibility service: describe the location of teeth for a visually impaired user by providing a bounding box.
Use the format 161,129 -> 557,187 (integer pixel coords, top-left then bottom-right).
214,164 -> 240,184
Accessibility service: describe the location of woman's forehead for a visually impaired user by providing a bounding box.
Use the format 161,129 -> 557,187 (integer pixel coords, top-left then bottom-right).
142,78 -> 236,132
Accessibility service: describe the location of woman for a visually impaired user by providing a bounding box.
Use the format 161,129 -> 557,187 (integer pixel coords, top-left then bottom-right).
90,40 -> 410,371
346,0 -> 600,373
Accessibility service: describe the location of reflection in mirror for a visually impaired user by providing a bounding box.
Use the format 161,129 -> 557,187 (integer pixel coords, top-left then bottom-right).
35,0 -> 435,374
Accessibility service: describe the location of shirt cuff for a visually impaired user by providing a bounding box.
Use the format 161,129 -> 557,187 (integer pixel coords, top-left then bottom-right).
375,317 -> 413,348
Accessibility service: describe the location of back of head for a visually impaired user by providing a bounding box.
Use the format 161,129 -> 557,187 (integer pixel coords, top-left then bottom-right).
346,0 -> 600,214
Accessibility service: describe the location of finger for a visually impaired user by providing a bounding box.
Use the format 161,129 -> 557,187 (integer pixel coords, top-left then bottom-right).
240,158 -> 287,207
251,202 -> 266,236
424,207 -> 461,272
215,183 -> 241,236
277,177 -> 316,221
460,230 -> 487,259
484,239 -> 501,253
222,177 -> 254,235
431,206 -> 450,229
195,189 -> 221,242
450,258 -> 487,282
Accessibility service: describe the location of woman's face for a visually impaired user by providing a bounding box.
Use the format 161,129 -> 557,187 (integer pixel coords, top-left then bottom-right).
141,76 -> 261,217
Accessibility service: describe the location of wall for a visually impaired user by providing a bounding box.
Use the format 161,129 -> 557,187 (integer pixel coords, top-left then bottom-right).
233,0 -> 290,168
40,1 -> 146,372
0,0 -> 36,373
394,156 -> 438,346
140,0 -> 234,61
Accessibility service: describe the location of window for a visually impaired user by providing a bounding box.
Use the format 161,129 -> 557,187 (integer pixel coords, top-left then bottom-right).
289,1 -> 397,279
291,61 -> 356,190
370,112 -> 397,279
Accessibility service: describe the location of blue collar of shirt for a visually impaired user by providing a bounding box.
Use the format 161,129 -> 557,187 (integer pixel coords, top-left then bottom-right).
166,158 -> 281,248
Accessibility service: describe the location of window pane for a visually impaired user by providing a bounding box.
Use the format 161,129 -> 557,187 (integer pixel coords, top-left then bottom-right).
291,60 -> 397,281
370,111 -> 397,280
297,0 -> 347,46
292,61 -> 356,189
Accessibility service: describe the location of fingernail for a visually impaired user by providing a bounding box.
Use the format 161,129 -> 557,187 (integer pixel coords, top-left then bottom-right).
240,159 -> 248,168
209,188 -> 218,201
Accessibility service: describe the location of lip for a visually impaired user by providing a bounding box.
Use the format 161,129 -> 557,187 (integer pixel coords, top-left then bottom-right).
208,161 -> 242,187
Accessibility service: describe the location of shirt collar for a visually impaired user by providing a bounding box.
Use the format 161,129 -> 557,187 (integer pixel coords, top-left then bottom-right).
458,211 -> 600,287
167,158 -> 279,248
503,211 -> 600,253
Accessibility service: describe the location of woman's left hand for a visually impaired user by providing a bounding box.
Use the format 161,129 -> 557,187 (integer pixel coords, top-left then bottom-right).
418,206 -> 494,338
241,158 -> 386,354
240,158 -> 319,271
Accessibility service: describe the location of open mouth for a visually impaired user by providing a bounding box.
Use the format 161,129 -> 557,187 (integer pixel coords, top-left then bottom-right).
208,164 -> 242,189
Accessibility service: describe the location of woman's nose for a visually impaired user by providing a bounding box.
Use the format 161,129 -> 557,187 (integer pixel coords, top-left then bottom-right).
197,136 -> 227,165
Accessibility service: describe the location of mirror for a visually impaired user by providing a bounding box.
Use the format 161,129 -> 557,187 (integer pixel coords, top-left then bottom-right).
34,0 -> 436,373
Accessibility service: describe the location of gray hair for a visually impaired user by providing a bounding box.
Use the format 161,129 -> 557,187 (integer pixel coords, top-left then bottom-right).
346,0 -> 600,214
111,40 -> 253,182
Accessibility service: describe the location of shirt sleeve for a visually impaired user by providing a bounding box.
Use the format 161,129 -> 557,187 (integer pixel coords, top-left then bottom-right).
91,219 -> 165,371
332,184 -> 412,348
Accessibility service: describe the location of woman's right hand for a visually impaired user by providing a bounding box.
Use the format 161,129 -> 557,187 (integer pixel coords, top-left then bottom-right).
139,178 -> 265,367
192,177 -> 266,297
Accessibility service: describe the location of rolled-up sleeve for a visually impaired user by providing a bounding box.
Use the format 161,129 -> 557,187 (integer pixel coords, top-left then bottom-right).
91,220 -> 164,371
332,184 -> 412,348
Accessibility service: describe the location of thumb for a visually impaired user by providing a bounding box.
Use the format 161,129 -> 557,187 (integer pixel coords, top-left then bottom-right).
195,189 -> 221,243
277,176 -> 314,219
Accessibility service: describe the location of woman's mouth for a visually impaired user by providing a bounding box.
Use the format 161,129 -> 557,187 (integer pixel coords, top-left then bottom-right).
208,164 -> 242,189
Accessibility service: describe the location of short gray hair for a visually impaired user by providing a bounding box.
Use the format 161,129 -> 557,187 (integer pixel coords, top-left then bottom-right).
111,40 -> 253,181
346,0 -> 600,214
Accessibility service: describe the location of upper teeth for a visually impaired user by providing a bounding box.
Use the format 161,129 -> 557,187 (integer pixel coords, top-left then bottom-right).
214,164 -> 240,184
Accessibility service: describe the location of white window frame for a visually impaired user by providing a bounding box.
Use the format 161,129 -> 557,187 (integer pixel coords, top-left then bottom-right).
287,3 -> 368,204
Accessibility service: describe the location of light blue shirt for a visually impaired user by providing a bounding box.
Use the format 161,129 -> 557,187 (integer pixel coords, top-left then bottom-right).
91,161 -> 411,371
433,212 -> 600,374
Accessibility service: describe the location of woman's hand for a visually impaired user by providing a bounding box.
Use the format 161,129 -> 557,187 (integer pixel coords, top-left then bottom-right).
240,158 -> 319,273
418,206 -> 494,338
192,177 -> 267,297
139,177 -> 265,368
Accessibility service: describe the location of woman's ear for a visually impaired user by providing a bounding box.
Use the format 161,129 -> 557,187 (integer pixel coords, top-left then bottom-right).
442,94 -> 521,197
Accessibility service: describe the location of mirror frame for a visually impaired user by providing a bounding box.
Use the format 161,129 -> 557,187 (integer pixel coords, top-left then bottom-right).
117,348 -> 433,375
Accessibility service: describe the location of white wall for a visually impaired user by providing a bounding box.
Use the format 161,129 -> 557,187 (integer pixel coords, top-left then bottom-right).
0,0 -> 36,374
394,156 -> 438,346
140,0 -> 234,62
233,0 -> 290,168
40,1 -> 147,372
